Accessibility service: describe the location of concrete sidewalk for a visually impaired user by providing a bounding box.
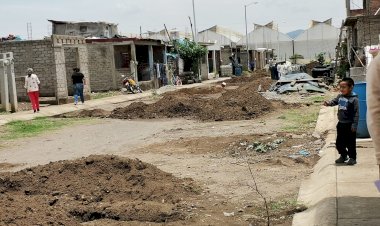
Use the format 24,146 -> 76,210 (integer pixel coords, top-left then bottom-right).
293,107 -> 380,226
0,78 -> 229,126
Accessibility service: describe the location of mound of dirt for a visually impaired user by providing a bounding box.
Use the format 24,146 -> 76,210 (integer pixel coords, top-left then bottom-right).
111,71 -> 274,122
60,109 -> 111,118
0,155 -> 199,226
111,82 -> 272,121
175,86 -> 225,95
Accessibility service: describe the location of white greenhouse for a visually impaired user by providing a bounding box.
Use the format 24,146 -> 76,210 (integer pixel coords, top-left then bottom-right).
294,23 -> 340,61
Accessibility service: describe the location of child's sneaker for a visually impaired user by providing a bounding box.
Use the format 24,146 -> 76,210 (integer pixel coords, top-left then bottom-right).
335,156 -> 348,164
346,158 -> 357,166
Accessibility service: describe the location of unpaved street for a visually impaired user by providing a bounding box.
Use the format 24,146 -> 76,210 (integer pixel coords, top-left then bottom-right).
0,75 -> 325,226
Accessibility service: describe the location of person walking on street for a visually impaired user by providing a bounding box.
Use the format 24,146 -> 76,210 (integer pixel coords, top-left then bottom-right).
72,68 -> 85,105
324,78 -> 359,166
24,68 -> 40,113
367,51 -> 380,177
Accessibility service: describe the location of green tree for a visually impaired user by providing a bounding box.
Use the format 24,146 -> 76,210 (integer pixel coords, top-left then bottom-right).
172,39 -> 207,75
316,52 -> 326,65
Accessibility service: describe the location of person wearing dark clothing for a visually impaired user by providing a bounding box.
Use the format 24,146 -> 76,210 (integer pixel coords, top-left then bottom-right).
72,68 -> 85,105
324,78 -> 359,165
249,61 -> 256,71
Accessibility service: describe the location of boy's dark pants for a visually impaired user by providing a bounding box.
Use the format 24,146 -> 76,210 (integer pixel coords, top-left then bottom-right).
336,122 -> 357,160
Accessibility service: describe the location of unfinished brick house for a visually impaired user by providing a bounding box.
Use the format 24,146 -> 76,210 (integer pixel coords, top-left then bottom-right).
49,20 -> 119,38
344,0 -> 380,68
0,35 -> 170,103
85,38 -> 167,91
0,35 -> 90,104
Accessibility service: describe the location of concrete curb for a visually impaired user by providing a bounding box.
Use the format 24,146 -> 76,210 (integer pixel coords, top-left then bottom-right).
293,107 -> 338,226
293,107 -> 380,226
0,78 -> 230,126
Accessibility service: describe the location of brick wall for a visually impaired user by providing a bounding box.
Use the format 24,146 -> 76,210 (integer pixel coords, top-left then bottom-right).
87,43 -> 117,91
368,0 -> 380,15
356,16 -> 380,46
64,47 -> 78,95
0,40 -> 56,99
221,49 -> 232,66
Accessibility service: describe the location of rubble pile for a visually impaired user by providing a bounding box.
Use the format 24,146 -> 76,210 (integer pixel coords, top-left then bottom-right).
239,138 -> 286,153
269,73 -> 328,94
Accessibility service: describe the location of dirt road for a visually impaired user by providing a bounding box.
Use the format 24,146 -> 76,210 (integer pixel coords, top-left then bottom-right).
0,74 -> 326,225
0,111 -> 283,170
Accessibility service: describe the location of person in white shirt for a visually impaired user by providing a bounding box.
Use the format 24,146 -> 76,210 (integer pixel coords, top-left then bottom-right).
24,68 -> 40,113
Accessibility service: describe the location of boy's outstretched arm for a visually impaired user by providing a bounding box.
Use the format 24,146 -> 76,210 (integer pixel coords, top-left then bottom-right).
324,95 -> 340,107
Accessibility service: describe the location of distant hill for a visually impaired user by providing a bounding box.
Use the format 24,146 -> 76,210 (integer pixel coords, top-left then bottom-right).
287,29 -> 304,39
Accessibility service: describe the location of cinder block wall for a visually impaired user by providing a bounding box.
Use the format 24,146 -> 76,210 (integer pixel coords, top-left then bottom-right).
368,0 -> 380,15
87,44 -> 117,92
64,47 -> 78,95
357,16 -> 380,47
221,50 -> 232,66
0,40 -> 56,99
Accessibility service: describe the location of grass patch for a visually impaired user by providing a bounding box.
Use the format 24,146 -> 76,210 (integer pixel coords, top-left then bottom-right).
91,91 -> 121,100
309,95 -> 325,104
269,198 -> 307,214
0,117 -> 90,140
279,106 -> 320,132
0,110 -> 10,115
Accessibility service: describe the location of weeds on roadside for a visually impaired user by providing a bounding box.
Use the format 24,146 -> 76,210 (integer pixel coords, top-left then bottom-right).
91,91 -> 121,100
269,198 -> 307,213
247,160 -> 270,226
309,96 -> 325,104
0,117 -> 88,140
279,108 -> 319,132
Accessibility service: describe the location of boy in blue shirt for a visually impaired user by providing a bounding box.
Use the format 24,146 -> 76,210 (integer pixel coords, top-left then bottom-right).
324,78 -> 359,165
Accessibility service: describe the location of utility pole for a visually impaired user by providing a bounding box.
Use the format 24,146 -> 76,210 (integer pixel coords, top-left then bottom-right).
188,16 -> 195,41
245,5 -> 249,70
192,0 -> 197,42
244,2 -> 258,71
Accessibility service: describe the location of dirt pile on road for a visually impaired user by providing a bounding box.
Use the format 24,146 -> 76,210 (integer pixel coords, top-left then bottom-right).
59,109 -> 111,118
222,70 -> 272,90
0,155 -> 199,226
111,76 -> 274,121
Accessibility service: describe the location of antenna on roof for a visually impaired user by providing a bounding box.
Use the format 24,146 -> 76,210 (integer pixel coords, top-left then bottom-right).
27,23 -> 32,40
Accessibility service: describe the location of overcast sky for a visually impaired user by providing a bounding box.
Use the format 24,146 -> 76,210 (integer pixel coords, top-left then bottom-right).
0,0 -> 347,39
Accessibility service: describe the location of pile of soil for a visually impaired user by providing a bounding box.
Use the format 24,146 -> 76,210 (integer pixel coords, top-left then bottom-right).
305,61 -> 320,75
111,76 -> 274,121
175,86 -> 225,95
59,109 -> 111,118
0,155 -> 199,226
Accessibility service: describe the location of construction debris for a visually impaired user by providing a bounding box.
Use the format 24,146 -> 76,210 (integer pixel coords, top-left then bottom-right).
269,73 -> 328,94
244,139 -> 285,153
